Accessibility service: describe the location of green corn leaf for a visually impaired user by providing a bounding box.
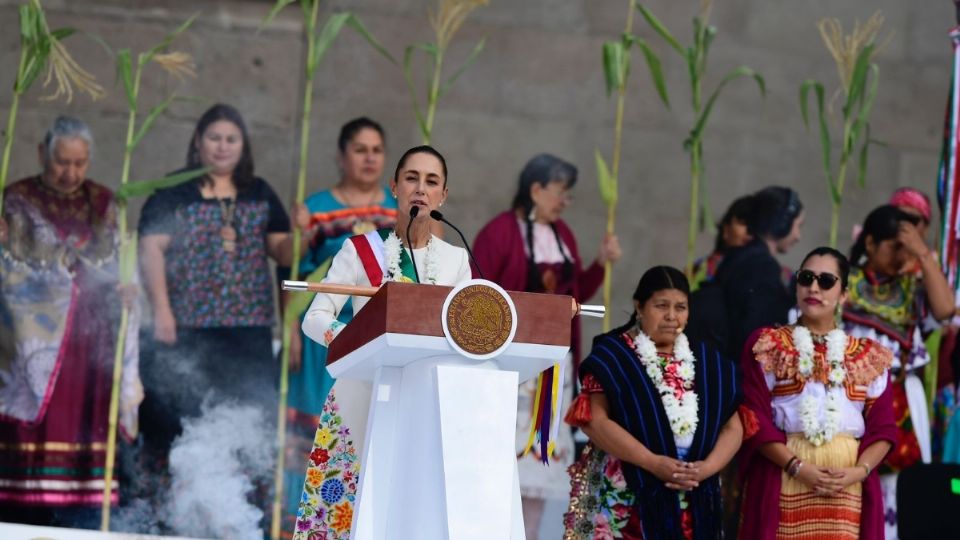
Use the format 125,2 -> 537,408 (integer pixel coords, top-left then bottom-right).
402,45 -> 429,140
260,0 -> 298,30
799,79 -> 832,183
19,4 -> 36,42
631,36 -> 669,107
601,40 -> 627,96
843,43 -> 875,118
636,4 -> 685,57
129,94 -> 178,151
829,179 -> 842,205
50,28 -> 76,40
116,167 -> 209,202
850,63 -> 880,154
439,37 -> 485,98
308,13 -> 351,75
698,25 -> 717,79
685,47 -> 697,103
345,14 -> 397,65
595,150 -> 617,207
143,12 -> 199,66
690,66 -> 765,142
17,53 -> 47,94
117,49 -> 136,110
856,123 -> 873,188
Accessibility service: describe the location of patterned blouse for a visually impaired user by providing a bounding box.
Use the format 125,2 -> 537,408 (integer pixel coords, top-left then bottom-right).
138,177 -> 289,328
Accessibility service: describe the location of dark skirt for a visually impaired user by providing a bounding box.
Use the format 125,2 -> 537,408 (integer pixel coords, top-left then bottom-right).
138,326 -> 276,456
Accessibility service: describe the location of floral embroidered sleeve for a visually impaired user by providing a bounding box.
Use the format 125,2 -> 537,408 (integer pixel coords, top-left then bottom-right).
324,320 -> 347,346
302,240 -> 361,347
564,374 -> 604,427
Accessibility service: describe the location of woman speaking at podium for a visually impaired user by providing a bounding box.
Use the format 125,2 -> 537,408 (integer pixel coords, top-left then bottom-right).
291,145 -> 472,539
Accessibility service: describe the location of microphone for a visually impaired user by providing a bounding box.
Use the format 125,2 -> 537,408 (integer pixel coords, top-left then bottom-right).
429,209 -> 485,279
405,205 -> 422,283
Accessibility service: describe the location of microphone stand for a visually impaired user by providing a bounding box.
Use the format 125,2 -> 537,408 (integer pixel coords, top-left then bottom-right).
405,205 -> 422,283
429,209 -> 485,279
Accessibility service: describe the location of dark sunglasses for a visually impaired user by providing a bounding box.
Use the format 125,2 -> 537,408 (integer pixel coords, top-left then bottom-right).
796,269 -> 840,291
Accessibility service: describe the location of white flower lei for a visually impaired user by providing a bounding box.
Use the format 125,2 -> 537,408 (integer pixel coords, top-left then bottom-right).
632,330 -> 699,438
383,231 -> 439,284
792,325 -> 848,446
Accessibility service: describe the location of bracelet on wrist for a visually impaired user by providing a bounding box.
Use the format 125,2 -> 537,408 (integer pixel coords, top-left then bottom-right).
783,456 -> 798,473
787,458 -> 804,478
858,461 -> 871,478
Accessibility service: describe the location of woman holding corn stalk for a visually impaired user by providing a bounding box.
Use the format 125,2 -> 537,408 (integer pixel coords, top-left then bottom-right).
841,205 -> 954,540
137,104 -> 296,481
0,116 -> 142,528
281,117 -> 397,535
471,154 -> 621,537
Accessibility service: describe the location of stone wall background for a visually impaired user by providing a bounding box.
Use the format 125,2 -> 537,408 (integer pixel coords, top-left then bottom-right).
0,0 -> 951,329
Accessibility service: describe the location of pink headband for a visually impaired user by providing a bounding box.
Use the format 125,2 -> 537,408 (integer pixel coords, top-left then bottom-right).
889,188 -> 931,222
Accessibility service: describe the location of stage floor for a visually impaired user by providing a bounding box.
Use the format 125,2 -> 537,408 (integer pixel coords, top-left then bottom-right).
0,522 -> 209,540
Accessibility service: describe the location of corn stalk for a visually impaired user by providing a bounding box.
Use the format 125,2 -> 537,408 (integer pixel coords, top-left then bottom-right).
101,15 -> 205,531
800,13 -> 887,248
1,0 -> 104,215
404,0 -> 488,144
261,2 -> 393,538
594,0 -> 670,330
638,1 -> 765,275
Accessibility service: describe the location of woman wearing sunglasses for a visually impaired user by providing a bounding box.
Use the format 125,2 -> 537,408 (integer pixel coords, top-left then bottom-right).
739,247 -> 897,539
842,205 -> 954,540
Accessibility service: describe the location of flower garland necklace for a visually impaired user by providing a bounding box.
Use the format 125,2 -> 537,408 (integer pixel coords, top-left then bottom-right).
383,230 -> 440,284
792,324 -> 848,446
632,330 -> 699,438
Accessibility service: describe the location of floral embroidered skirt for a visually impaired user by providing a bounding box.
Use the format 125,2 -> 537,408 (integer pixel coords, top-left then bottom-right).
292,381 -> 371,540
563,444 -> 695,539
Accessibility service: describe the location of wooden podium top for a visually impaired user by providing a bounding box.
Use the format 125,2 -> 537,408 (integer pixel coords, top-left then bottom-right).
328,282 -> 572,364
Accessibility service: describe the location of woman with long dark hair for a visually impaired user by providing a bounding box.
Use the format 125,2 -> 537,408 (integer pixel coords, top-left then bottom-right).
138,104 -> 297,470
842,205 -> 954,539
563,266 -> 742,539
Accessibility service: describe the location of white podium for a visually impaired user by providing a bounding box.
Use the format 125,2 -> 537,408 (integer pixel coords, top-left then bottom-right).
325,281 -> 571,540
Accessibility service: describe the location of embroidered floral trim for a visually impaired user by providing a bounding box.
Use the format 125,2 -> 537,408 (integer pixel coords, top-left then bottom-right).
752,326 -> 891,387
632,331 -> 699,438
323,320 -> 346,346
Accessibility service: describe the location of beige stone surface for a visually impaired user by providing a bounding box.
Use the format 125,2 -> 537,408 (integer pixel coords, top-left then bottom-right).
0,0 -> 949,330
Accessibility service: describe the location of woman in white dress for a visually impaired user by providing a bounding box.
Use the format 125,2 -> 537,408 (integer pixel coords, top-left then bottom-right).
292,145 -> 473,539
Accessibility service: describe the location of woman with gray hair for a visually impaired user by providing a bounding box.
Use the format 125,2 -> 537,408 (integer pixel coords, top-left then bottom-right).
472,153 -> 622,538
0,116 -> 141,528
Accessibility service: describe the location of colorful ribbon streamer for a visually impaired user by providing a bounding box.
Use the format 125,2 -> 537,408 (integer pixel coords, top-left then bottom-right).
520,363 -> 564,465
938,26 -> 960,304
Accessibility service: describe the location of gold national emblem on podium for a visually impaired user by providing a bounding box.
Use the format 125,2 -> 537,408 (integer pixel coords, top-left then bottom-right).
444,283 -> 514,356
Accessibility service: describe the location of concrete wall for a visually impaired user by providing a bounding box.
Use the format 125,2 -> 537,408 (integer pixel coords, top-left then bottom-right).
0,0 -> 951,328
